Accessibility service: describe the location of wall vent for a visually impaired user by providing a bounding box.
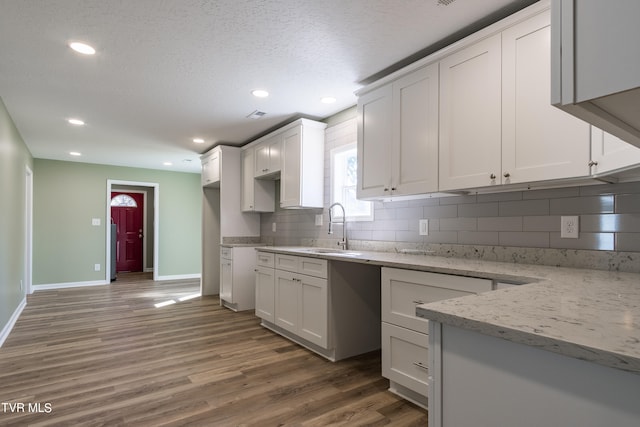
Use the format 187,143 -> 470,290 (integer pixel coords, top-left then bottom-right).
246,110 -> 267,119
437,0 -> 456,5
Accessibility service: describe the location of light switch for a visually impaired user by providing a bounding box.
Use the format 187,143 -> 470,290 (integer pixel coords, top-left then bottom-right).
92,218 -> 101,226
315,214 -> 323,226
419,219 -> 429,236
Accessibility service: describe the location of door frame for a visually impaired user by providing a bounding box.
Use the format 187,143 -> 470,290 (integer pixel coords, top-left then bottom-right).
111,189 -> 148,272
25,165 -> 33,294
106,180 -> 159,281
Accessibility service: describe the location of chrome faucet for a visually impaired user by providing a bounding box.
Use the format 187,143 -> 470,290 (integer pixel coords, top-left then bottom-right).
328,202 -> 347,250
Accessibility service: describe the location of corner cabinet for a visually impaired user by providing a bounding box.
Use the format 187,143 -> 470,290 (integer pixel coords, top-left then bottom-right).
357,63 -> 439,200
439,9 -> 590,191
280,119 -> 326,209
240,118 -> 326,210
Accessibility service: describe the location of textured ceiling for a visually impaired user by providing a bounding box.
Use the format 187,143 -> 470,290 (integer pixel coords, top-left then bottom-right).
0,0 -> 536,173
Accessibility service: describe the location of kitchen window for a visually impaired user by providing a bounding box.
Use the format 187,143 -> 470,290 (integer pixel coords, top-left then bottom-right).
330,143 -> 373,221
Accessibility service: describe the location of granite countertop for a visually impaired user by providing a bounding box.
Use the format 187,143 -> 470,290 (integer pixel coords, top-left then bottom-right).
257,246 -> 640,375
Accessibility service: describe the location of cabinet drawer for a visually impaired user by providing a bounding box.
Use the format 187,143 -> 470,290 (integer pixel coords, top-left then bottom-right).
275,254 -> 299,273
220,246 -> 233,260
298,257 -> 327,279
382,322 -> 429,397
256,251 -> 275,268
382,268 -> 491,333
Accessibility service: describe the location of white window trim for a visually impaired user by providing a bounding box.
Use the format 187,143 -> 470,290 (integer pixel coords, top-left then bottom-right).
330,143 -> 373,222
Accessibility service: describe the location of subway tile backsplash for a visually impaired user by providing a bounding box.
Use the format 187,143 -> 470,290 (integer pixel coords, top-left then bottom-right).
260,117 -> 640,256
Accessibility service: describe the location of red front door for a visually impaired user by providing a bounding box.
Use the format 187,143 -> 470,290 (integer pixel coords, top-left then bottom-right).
111,192 -> 144,272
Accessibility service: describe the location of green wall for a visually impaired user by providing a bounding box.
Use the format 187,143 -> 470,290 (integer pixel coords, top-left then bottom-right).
0,97 -> 33,335
33,160 -> 202,284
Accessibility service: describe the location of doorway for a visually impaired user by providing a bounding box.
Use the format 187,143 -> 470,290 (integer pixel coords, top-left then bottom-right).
106,180 -> 159,282
111,191 -> 144,273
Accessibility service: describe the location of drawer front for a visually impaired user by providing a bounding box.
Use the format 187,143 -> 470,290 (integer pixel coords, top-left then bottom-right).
256,251 -> 275,268
382,268 -> 491,333
298,257 -> 327,279
220,246 -> 233,260
275,254 -> 299,273
382,322 -> 429,397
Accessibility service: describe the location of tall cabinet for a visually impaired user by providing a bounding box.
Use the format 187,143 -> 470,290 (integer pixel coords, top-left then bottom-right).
201,146 -> 261,296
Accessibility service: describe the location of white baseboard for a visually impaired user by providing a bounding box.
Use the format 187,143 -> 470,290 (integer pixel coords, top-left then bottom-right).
32,280 -> 109,291
155,273 -> 201,281
0,297 -> 27,348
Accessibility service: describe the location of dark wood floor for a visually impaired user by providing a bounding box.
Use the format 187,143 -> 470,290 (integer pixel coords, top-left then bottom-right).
0,273 -> 427,426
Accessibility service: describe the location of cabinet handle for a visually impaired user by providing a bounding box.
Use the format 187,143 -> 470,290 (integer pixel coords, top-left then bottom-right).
413,300 -> 425,305
413,361 -> 428,371
503,172 -> 510,178
490,173 -> 496,180
383,187 -> 389,192
263,168 -> 269,172
588,160 -> 598,167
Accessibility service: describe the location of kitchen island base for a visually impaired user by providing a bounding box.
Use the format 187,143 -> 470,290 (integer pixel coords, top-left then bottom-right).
428,322 -> 640,427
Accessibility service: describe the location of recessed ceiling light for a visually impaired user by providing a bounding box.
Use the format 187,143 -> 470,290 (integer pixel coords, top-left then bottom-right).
68,118 -> 85,126
163,162 -> 173,166
69,151 -> 82,156
321,96 -> 337,104
69,42 -> 96,55
252,89 -> 269,98
193,138 -> 205,144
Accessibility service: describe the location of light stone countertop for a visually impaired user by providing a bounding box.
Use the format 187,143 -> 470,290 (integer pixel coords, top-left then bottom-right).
257,246 -> 640,375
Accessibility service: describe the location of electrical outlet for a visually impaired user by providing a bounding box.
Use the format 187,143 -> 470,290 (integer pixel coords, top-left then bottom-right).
272,222 -> 277,232
561,216 -> 579,238
315,214 -> 323,226
94,263 -> 101,272
92,218 -> 101,226
419,219 -> 429,236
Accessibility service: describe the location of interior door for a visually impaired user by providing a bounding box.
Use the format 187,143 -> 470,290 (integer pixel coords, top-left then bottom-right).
111,192 -> 144,272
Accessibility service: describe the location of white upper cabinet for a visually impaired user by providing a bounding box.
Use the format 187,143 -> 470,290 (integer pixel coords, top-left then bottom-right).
439,34 -> 502,191
357,63 -> 439,199
501,9 -> 590,184
241,147 -> 275,212
590,128 -> 640,176
201,148 -> 221,187
280,119 -> 326,209
551,0 -> 640,150
254,135 -> 282,179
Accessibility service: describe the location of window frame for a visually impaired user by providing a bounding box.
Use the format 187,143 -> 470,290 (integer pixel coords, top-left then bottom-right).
329,142 -> 373,222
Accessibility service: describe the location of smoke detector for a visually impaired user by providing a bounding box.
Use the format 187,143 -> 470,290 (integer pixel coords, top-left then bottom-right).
437,0 -> 456,5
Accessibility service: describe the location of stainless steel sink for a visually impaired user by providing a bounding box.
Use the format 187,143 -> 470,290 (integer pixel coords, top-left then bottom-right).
301,248 -> 362,257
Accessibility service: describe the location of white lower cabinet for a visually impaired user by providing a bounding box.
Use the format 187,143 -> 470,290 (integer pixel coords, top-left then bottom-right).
219,246 -> 260,311
256,250 -> 381,362
255,251 -> 275,322
274,255 -> 328,348
381,267 -> 492,408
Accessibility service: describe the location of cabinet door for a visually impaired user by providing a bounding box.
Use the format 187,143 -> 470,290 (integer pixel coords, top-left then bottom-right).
357,84 -> 393,199
502,10 -> 590,184
591,128 -> 640,175
274,270 -> 298,334
241,148 -> 255,211
280,126 -> 302,208
254,142 -> 271,177
393,63 -> 439,195
439,34 -> 502,191
267,136 -> 282,174
298,274 -> 328,348
255,266 -> 275,322
220,258 -> 233,303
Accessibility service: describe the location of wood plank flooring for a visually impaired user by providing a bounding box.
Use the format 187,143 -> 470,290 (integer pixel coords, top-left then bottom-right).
0,273 -> 427,426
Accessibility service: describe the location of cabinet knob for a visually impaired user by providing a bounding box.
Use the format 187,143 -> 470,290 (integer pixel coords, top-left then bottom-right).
383,187 -> 389,192
490,173 -> 496,180
588,160 -> 598,167
391,187 -> 396,191
503,172 -> 510,178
